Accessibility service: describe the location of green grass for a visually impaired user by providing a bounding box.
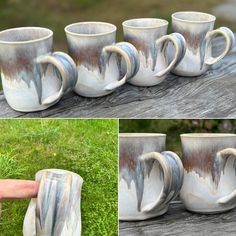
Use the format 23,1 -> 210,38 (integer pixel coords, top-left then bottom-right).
0,119 -> 118,236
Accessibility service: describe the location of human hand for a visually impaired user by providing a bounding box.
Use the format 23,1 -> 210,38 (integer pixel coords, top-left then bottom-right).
0,180 -> 39,201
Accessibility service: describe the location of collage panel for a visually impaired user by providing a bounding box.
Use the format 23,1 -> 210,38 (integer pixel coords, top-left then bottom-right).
0,2 -> 235,118
0,119 -> 118,236
119,119 -> 236,235
0,0 -> 236,236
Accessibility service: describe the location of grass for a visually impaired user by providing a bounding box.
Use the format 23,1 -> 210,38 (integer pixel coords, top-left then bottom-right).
0,0 -> 233,91
0,119 -> 118,236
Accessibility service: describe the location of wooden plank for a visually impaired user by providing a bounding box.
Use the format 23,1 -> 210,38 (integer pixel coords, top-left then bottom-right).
0,36 -> 236,118
119,201 -> 236,236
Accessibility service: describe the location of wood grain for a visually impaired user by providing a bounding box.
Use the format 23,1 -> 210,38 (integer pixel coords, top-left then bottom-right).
119,201 -> 236,236
0,36 -> 236,118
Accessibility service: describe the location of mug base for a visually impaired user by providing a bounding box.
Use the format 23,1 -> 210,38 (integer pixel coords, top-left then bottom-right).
73,90 -> 113,98
127,76 -> 165,87
184,205 -> 236,214
127,81 -> 163,87
119,206 -> 168,221
171,70 -> 206,77
7,101 -> 57,113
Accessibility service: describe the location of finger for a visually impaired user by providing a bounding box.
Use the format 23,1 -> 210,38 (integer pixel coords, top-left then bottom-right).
0,180 -> 39,201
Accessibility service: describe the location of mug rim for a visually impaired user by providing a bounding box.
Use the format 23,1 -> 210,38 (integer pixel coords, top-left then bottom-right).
119,133 -> 166,138
122,18 -> 168,30
181,133 -> 236,138
65,21 -> 117,37
36,169 -> 83,181
172,11 -> 216,24
0,27 -> 53,45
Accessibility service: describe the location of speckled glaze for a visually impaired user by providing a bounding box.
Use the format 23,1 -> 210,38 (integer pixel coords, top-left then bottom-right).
65,22 -> 139,97
122,18 -> 186,86
172,11 -> 235,76
0,27 -> 77,112
23,169 -> 83,236
181,134 -> 236,213
119,133 -> 183,221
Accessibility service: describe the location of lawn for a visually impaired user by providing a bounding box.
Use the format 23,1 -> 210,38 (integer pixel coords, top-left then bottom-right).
0,119 -> 118,236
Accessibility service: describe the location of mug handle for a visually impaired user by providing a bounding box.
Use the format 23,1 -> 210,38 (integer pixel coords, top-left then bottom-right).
139,151 -> 183,213
36,52 -> 77,106
204,27 -> 235,66
216,148 -> 236,204
155,33 -> 186,77
102,42 -> 140,91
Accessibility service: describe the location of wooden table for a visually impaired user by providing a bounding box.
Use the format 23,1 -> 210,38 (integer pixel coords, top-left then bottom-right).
119,201 -> 236,236
0,36 -> 236,118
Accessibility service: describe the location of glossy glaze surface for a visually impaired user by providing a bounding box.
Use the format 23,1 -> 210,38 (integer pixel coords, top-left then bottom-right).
23,169 -> 83,236
181,134 -> 236,213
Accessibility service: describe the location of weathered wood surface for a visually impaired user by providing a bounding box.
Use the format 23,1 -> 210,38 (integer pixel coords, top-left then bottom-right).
0,36 -> 236,118
119,201 -> 236,236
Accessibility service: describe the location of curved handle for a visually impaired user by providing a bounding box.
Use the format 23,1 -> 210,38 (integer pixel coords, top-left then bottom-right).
155,33 -> 186,77
102,42 -> 140,91
204,27 -> 235,66
36,52 -> 77,106
139,151 -> 183,213
216,148 -> 236,205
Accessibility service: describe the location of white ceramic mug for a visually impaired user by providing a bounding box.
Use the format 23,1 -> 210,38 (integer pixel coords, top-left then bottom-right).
181,133 -> 236,213
23,169 -> 83,236
65,22 -> 140,97
119,133 -> 183,220
122,18 -> 186,86
0,27 -> 77,112
172,11 -> 235,76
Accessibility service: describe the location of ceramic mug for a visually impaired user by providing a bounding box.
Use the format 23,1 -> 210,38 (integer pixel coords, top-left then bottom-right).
172,11 -> 235,76
122,18 -> 186,86
181,133 -> 236,213
23,169 -> 83,236
0,27 -> 77,112
119,133 -> 184,220
65,22 -> 140,97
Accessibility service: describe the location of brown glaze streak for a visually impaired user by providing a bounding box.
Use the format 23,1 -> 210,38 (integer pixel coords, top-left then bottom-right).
119,148 -> 137,171
183,149 -> 214,173
124,33 -> 159,71
68,44 -> 102,72
124,35 -> 149,59
173,25 -> 208,53
119,140 -> 145,172
183,146 -> 236,186
0,52 -> 33,80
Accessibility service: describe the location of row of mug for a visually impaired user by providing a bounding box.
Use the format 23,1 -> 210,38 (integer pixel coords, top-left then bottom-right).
119,133 -> 236,220
1,11 -> 235,112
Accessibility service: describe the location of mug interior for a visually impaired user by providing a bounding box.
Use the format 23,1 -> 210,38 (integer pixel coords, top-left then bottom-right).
172,11 -> 216,23
65,22 -> 116,36
0,27 -> 52,43
123,18 -> 168,29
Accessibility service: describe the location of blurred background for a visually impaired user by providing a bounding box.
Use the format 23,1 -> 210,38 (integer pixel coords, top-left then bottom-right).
119,119 -> 236,156
0,0 -> 234,50
0,0 -> 235,90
